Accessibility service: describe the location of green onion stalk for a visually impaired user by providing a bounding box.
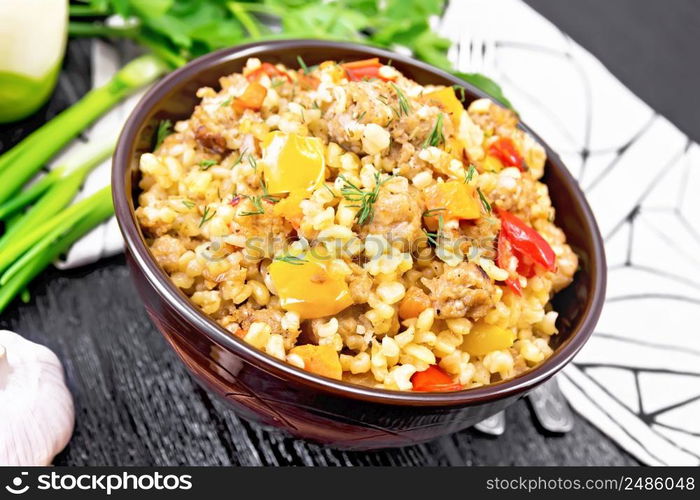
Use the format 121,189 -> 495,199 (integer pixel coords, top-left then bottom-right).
0,187 -> 113,312
0,138 -> 114,246
0,54 -> 167,206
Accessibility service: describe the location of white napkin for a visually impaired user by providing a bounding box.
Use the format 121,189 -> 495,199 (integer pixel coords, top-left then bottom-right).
59,0 -> 700,466
52,40 -> 144,269
439,0 -> 700,466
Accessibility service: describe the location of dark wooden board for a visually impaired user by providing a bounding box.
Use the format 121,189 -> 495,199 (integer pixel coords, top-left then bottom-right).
0,29 -> 648,466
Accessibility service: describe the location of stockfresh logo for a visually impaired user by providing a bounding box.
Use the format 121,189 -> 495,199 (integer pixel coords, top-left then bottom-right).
5,472 -> 29,495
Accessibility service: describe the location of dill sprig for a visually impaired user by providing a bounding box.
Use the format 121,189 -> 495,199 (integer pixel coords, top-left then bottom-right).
339,173 -> 388,225
423,214 -> 444,247
239,195 -> 265,217
423,207 -> 446,218
230,152 -> 244,169
247,154 -> 257,171
464,164 -> 476,183
322,183 -> 336,198
199,159 -> 217,170
476,187 -> 492,214
423,114 -> 445,148
452,84 -> 466,101
274,254 -> 308,266
297,55 -> 309,73
296,56 -> 318,75
261,179 -> 281,204
154,119 -> 172,151
391,83 -> 411,116
199,205 -> 216,227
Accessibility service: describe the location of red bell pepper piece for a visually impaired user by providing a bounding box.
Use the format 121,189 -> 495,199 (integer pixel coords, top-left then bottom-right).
298,73 -> 320,90
232,82 -> 267,113
497,232 -> 523,295
246,62 -> 292,83
498,209 -> 556,272
411,365 -> 462,392
488,137 -> 525,171
342,58 -> 395,82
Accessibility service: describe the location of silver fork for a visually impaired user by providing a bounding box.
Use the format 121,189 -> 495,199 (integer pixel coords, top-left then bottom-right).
474,377 -> 575,435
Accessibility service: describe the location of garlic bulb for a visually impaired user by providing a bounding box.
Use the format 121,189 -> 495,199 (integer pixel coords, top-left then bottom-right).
0,330 -> 74,465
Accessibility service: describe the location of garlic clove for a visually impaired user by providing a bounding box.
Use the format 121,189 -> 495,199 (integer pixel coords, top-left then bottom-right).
0,330 -> 75,465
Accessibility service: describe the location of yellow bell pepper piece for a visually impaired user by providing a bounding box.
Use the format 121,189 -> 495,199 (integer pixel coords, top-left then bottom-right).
289,344 -> 343,380
272,190 -> 306,228
481,154 -> 504,172
262,131 -> 325,194
269,254 -> 353,319
461,321 -> 516,356
424,87 -> 464,126
423,180 -> 481,230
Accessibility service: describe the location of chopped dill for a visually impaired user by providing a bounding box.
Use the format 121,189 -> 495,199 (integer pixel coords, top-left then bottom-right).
199,159 -> 217,170
181,200 -> 195,209
322,183 -> 335,198
261,179 -> 281,204
274,254 -> 308,265
270,78 -> 285,88
452,84 -> 466,101
230,152 -> 244,169
423,207 -> 446,218
296,56 -> 317,74
239,196 -> 265,216
476,187 -> 492,214
153,119 -> 172,151
247,154 -> 257,171
423,114 -> 445,148
390,82 -> 411,116
339,172 -> 389,225
220,97 -> 232,107
423,214 -> 444,247
199,205 -> 216,227
356,111 -> 367,122
464,164 -> 476,183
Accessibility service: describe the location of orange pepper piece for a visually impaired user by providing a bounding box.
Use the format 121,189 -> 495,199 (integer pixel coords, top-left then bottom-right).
289,344 -> 343,380
398,286 -> 431,319
423,181 -> 481,230
232,82 -> 267,113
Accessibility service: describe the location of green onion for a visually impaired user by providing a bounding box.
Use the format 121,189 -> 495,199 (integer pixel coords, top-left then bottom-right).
0,185 -> 112,275
0,55 -> 166,206
0,187 -> 113,312
0,139 -> 114,252
0,167 -> 62,220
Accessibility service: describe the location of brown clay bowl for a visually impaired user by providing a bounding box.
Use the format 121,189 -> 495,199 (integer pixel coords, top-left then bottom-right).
112,39 -> 606,450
